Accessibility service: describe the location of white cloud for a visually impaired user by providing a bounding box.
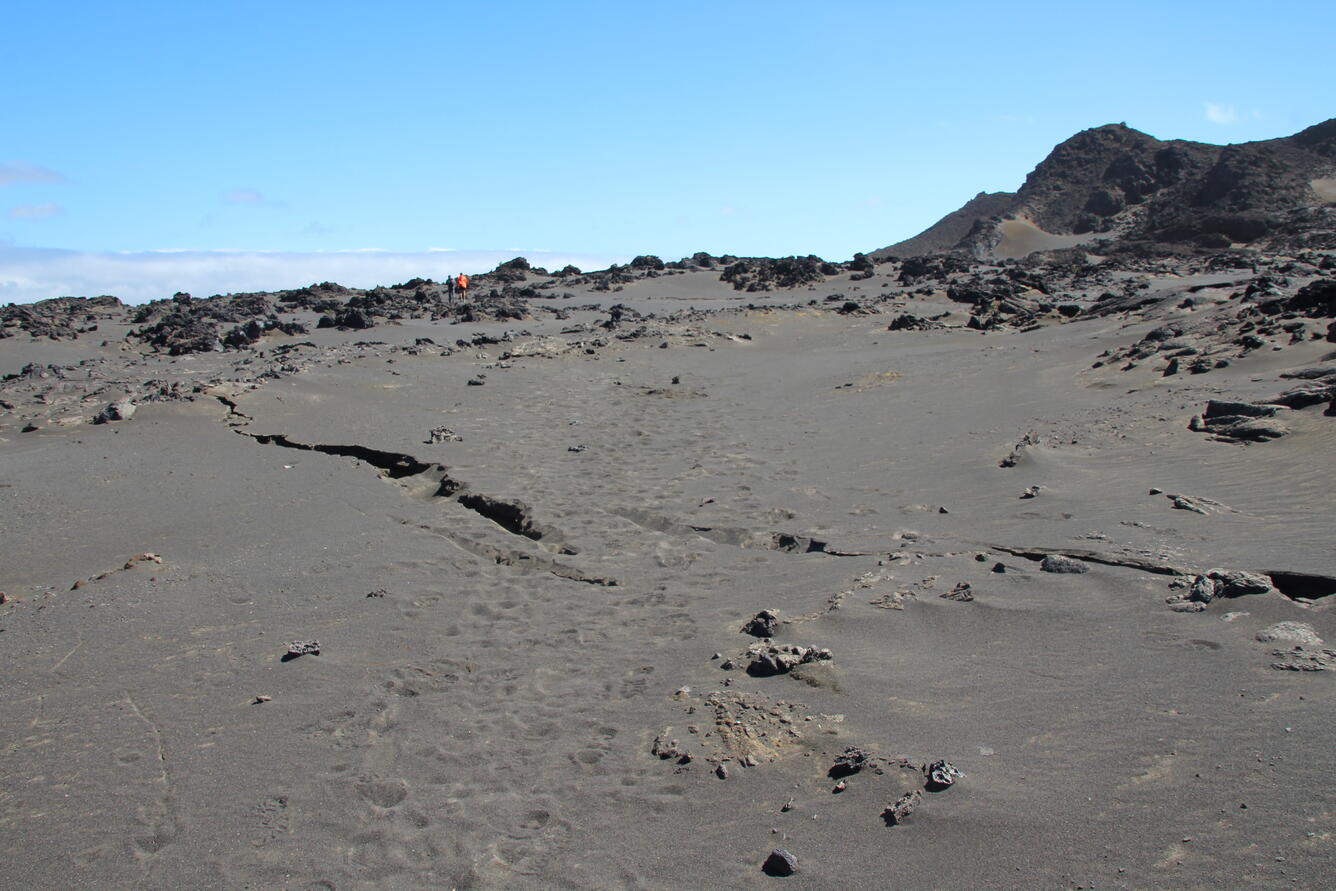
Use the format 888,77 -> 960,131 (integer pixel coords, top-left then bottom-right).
1204,102 -> 1239,125
224,188 -> 266,205
8,202 -> 65,220
0,247 -> 628,305
0,161 -> 66,186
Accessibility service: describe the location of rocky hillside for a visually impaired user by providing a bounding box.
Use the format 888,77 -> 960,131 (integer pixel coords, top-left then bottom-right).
875,119 -> 1336,259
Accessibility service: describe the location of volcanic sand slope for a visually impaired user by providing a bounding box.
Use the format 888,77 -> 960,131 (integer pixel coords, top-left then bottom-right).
2,263 -> 1336,889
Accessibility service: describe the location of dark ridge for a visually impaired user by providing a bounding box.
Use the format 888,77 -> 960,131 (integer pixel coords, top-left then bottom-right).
1265,570 -> 1336,600
246,432 -> 434,479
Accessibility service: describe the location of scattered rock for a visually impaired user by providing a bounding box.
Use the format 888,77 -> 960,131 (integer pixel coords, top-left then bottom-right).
92,399 -> 136,424
882,790 -> 922,826
1206,417 -> 1290,442
925,760 -> 965,791
1194,400 -> 1291,442
426,426 -> 462,443
652,732 -> 690,763
285,640 -> 321,659
829,746 -> 872,779
1168,600 -> 1208,613
1169,494 -> 1213,514
1267,382 -> 1336,409
1255,622 -> 1323,646
1207,569 -> 1275,597
999,431 -> 1039,468
1189,575 -> 1217,603
1270,646 -> 1336,672
715,763 -> 729,780
746,643 -> 833,677
1020,485 -> 1042,499
742,609 -> 781,638
1041,554 -> 1089,574
869,590 -> 915,609
762,848 -> 798,877
887,313 -> 944,331
940,582 -> 974,601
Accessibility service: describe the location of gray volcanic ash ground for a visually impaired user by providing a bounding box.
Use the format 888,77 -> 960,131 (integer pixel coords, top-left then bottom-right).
3,122 -> 1336,889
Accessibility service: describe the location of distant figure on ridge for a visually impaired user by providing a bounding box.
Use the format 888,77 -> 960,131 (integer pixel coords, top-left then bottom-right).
446,275 -> 456,303
456,273 -> 469,301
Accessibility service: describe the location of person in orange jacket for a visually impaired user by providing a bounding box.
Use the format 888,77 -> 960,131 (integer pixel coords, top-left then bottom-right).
456,273 -> 469,300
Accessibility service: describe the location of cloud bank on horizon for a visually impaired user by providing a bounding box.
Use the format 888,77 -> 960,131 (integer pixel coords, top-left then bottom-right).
0,247 -> 625,305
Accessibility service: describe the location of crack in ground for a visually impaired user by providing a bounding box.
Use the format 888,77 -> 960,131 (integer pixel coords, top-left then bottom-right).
989,545 -> 1336,599
613,506 -> 866,556
988,544 -> 1191,576
230,425 -> 577,555
400,518 -> 617,586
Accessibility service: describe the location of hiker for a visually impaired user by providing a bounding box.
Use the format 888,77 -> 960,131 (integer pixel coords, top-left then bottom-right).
446,275 -> 456,303
456,273 -> 469,300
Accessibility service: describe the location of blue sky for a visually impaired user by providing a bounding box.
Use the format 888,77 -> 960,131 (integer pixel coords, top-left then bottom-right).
3,0 -> 1333,303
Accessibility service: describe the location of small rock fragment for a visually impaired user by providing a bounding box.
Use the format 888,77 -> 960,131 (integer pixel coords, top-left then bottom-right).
742,609 -> 780,638
833,780 -> 847,793
762,848 -> 798,877
286,640 -> 321,658
252,695 -> 272,704
1019,486 -> 1042,499
716,763 -> 729,780
882,790 -> 922,826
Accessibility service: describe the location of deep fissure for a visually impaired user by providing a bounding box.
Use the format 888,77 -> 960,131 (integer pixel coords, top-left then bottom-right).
236,430 -> 562,548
